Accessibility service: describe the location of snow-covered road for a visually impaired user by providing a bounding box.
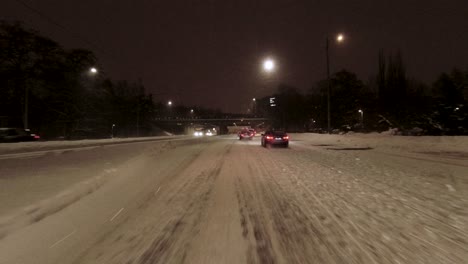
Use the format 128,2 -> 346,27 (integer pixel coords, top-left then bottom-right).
0,134 -> 467,263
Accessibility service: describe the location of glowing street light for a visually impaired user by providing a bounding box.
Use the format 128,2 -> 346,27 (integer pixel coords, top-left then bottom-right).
168,100 -> 172,106
252,98 -> 257,116
337,34 -> 345,42
263,59 -> 275,72
90,67 -> 98,74
358,109 -> 364,127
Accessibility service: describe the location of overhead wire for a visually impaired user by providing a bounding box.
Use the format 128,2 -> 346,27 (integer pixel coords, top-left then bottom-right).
11,0 -> 109,58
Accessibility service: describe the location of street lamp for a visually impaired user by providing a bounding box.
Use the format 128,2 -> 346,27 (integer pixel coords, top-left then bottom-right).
168,100 -> 172,106
90,67 -> 98,74
326,33 -> 346,134
358,109 -> 364,127
263,58 -> 275,72
252,98 -> 257,116
111,124 -> 116,138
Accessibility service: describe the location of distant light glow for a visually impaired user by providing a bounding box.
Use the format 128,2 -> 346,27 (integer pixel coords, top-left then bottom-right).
90,67 -> 98,74
253,98 -> 256,102
358,109 -> 363,113
263,59 -> 275,72
168,101 -> 172,106
337,34 -> 344,42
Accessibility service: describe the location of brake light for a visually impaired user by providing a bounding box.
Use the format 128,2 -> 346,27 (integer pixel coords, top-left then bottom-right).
266,136 -> 273,140
34,135 -> 40,139
283,136 -> 289,140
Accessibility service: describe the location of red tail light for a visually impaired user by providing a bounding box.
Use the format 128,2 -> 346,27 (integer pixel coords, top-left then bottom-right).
283,136 -> 289,140
266,136 -> 273,140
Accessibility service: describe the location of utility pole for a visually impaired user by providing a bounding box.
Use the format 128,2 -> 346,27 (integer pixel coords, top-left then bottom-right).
136,78 -> 143,137
326,36 -> 331,134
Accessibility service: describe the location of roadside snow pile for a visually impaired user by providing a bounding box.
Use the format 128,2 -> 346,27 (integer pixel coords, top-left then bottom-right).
0,135 -> 184,154
291,133 -> 468,154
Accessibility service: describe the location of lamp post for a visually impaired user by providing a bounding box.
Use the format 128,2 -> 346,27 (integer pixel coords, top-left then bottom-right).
261,58 -> 276,120
167,100 -> 173,119
111,124 -> 115,138
358,109 -> 364,127
326,33 -> 345,134
252,98 -> 256,116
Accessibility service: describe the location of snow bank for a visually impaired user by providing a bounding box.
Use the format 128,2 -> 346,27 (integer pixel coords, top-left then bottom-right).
290,133 -> 468,154
0,135 -> 185,154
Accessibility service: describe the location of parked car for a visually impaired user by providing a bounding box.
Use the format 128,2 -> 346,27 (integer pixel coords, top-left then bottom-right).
261,130 -> 289,147
238,129 -> 254,140
0,128 -> 40,143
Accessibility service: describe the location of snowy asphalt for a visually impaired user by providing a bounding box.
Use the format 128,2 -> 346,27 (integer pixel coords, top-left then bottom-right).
0,134 -> 467,263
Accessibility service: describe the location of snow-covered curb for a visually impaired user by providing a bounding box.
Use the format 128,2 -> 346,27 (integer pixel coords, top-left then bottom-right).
0,135 -> 187,155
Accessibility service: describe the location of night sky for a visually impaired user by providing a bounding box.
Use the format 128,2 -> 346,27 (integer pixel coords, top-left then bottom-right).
2,0 -> 468,112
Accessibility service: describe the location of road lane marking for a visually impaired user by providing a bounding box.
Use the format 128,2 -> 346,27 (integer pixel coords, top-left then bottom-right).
110,207 -> 124,222
49,230 -> 76,249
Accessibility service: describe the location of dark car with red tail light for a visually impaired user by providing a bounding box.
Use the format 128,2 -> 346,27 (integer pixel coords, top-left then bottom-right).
261,130 -> 289,147
238,128 -> 254,140
0,128 -> 40,143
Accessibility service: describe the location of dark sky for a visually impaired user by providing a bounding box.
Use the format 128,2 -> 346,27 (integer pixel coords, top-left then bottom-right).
2,0 -> 468,112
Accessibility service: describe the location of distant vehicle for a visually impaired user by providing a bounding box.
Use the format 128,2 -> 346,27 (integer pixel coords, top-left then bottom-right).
194,130 -> 203,137
238,129 -> 253,140
0,128 -> 40,143
261,130 -> 289,147
248,128 -> 256,136
205,130 -> 214,136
